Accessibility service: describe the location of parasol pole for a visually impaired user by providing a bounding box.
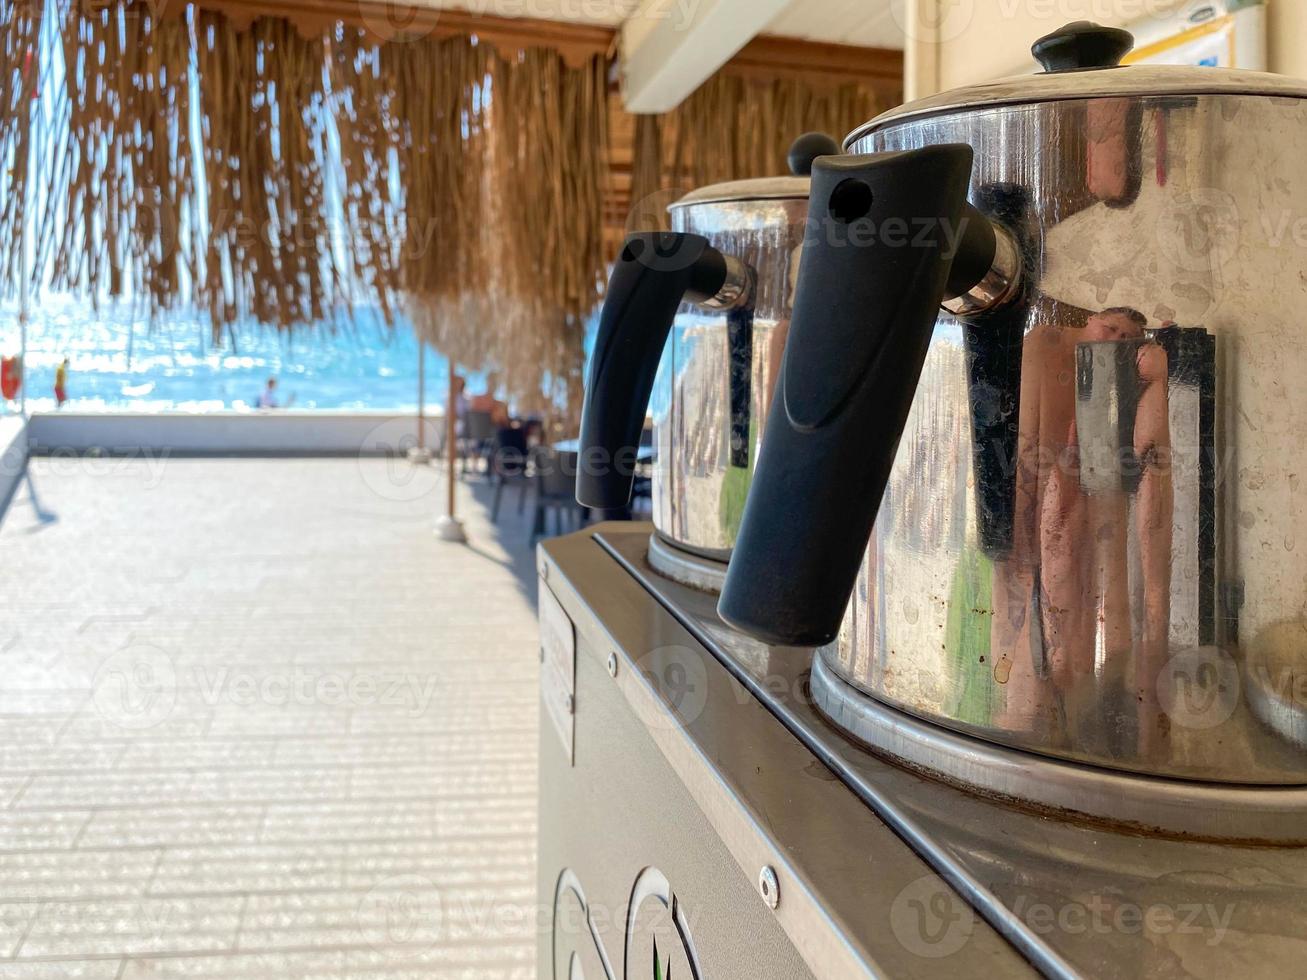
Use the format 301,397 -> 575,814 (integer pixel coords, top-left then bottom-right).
417,339 -> 425,449
434,354 -> 466,542
18,213 -> 28,419
406,336 -> 432,464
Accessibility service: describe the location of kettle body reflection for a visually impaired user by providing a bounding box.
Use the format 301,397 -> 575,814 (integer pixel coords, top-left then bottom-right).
818,91 -> 1307,782
718,20 -> 1307,785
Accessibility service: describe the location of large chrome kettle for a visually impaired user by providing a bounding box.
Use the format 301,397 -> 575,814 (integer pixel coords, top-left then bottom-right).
577,135 -> 839,591
720,22 -> 1307,786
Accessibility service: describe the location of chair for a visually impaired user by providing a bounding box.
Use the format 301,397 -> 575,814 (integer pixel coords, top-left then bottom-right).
530,448 -> 586,542
630,425 -> 655,513
489,427 -> 531,522
631,472 -> 653,514
462,410 -> 497,475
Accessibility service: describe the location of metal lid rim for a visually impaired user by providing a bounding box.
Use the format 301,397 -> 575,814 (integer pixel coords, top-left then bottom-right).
846,80 -> 1307,147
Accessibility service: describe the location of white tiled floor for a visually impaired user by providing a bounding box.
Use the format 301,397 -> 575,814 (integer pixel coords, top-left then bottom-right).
0,457 -> 540,978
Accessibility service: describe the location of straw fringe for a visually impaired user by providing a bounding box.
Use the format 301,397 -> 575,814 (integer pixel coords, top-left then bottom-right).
399,41 -> 606,414
0,1 -> 876,411
31,1 -> 195,318
663,73 -> 877,192
195,11 -> 344,333
0,0 -> 40,294
328,28 -> 402,324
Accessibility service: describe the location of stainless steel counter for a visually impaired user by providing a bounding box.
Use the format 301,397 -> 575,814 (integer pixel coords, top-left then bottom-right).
540,523 -> 1307,979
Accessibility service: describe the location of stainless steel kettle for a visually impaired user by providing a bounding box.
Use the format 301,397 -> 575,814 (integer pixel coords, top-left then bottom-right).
720,22 -> 1307,787
577,134 -> 838,591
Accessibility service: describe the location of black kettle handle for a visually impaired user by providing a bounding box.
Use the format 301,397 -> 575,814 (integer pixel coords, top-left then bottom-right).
718,145 -> 988,647
576,232 -> 729,509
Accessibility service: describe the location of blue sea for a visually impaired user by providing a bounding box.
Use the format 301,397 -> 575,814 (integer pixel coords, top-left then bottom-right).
0,296 -> 473,414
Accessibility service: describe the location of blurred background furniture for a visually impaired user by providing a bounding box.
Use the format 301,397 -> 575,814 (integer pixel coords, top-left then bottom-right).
550,431 -> 654,522
530,447 -> 587,543
490,426 -> 532,521
462,410 -> 497,475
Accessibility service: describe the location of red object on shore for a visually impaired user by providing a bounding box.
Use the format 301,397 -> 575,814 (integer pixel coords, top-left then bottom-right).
23,47 -> 38,101
1,356 -> 21,400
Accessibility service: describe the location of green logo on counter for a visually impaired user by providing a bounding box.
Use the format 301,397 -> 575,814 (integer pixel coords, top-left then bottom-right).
653,938 -> 670,980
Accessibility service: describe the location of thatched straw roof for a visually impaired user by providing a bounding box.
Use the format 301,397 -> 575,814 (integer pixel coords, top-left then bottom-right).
1,0 -> 894,408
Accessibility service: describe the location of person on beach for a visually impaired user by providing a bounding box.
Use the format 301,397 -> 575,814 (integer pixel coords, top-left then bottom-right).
258,377 -> 279,409
1,355 -> 21,402
54,358 -> 69,407
468,372 -> 511,427
451,375 -> 469,436
990,307 -> 1172,750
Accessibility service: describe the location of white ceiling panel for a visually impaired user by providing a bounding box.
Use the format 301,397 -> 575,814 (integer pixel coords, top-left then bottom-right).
622,0 -> 795,111
404,0 -> 905,49
764,0 -> 905,49
404,0 -> 640,27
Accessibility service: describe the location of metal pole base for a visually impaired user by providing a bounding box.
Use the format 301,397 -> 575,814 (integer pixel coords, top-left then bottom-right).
406,447 -> 433,465
434,515 -> 467,543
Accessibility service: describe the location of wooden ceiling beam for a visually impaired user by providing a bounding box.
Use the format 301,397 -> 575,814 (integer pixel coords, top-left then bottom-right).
184,0 -> 616,65
179,0 -> 902,91
729,34 -> 902,95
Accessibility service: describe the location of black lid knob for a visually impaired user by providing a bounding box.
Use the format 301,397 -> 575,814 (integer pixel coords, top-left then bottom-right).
1032,21 -> 1134,73
788,132 -> 840,176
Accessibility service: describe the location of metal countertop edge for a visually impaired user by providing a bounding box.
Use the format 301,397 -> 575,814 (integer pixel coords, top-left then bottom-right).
593,532 -> 1080,980
545,536 -> 889,979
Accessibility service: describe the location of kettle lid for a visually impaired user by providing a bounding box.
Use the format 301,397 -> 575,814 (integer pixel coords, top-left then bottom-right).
849,20 -> 1307,145
669,131 -> 839,210
668,176 -> 811,210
